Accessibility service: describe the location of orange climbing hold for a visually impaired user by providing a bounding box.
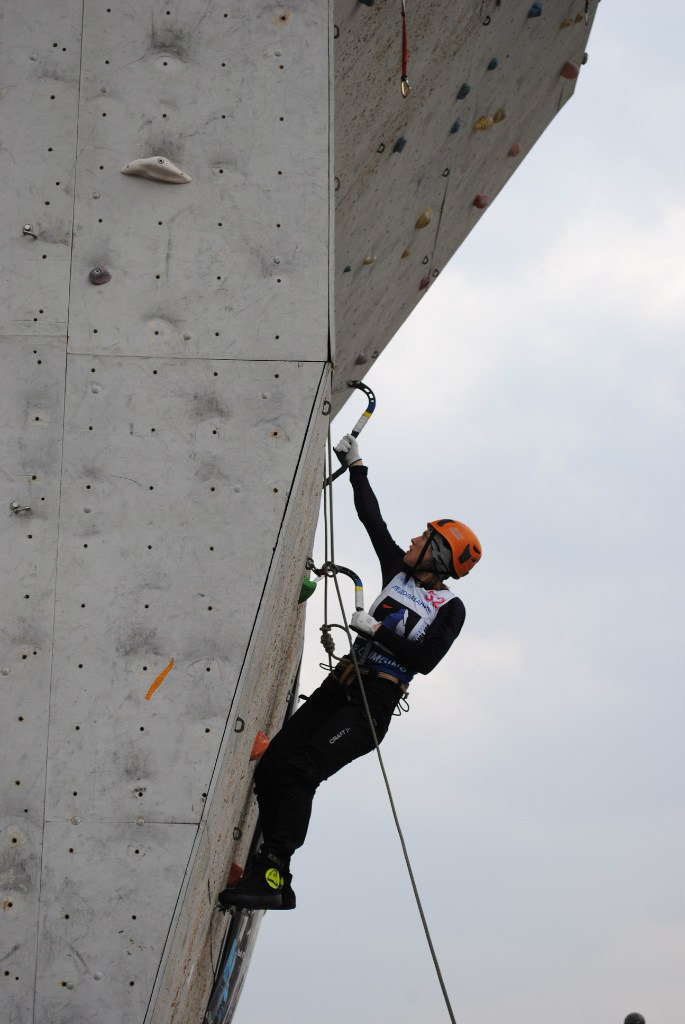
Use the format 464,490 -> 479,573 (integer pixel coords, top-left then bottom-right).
473,194 -> 491,209
250,731 -> 270,760
560,60 -> 580,79
508,142 -> 522,157
226,862 -> 244,887
144,658 -> 174,701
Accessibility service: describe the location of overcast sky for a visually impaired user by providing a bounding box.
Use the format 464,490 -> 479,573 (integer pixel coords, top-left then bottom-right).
236,3 -> 684,1022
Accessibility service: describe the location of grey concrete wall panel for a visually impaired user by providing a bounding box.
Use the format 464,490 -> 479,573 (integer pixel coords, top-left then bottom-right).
147,373 -> 330,1024
0,2 -> 81,336
2,1 -> 333,1020
45,356 -> 325,826
67,1 -> 330,362
1,337 -> 67,1024
34,820 -> 196,1024
330,0 -> 596,408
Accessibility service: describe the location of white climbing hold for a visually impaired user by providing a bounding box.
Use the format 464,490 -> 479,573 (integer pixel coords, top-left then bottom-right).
120,156 -> 191,183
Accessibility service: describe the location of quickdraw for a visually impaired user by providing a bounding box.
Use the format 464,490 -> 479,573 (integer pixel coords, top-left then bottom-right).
307,558 -> 365,663
323,379 -> 376,488
307,558 -> 364,655
306,558 -> 364,612
400,0 -> 410,97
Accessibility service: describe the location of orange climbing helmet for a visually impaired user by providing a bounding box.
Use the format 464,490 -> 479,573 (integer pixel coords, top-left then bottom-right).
428,519 -> 482,579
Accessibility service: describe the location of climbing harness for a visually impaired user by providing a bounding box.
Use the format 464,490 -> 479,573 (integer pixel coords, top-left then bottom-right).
309,396 -> 459,1024
400,0 -> 411,97
322,379 -> 376,488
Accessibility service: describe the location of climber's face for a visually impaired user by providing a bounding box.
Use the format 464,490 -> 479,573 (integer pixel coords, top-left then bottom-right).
403,530 -> 434,569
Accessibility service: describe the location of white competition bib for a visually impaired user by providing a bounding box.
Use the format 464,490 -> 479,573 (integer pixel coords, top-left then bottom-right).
353,573 -> 457,683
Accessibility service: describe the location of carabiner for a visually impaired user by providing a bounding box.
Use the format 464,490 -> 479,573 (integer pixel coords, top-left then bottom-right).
308,560 -> 365,611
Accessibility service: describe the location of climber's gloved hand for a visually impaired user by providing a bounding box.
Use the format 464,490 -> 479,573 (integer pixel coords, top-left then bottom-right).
334,434 -> 361,468
350,611 -> 379,637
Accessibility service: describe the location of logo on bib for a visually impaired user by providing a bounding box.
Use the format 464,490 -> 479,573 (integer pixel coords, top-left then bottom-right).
265,867 -> 283,890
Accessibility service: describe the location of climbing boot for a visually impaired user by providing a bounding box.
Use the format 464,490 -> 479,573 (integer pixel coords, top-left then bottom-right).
218,850 -> 285,910
273,872 -> 296,910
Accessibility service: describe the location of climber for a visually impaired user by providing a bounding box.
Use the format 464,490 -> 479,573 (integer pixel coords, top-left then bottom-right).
218,433 -> 482,911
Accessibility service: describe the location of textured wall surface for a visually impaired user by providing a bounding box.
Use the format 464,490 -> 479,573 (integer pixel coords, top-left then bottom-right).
0,2 -> 331,1022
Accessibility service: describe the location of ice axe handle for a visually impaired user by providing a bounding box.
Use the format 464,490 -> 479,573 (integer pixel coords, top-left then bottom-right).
330,563 -> 364,612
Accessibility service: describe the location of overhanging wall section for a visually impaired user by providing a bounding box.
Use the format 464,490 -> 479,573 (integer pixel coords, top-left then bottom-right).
331,0 -> 597,406
0,2 -> 332,1022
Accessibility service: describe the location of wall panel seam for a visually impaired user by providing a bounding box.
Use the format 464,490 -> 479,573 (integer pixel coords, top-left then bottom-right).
31,0 -> 87,1016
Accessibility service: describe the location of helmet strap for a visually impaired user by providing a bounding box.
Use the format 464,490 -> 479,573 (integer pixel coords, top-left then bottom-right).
403,534 -> 437,585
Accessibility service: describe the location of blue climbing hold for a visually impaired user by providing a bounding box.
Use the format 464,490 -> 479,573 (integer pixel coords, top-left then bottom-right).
393,136 -> 407,153
343,265 -> 352,273
450,118 -> 462,134
528,2 -> 543,17
457,83 -> 471,99
487,58 -> 499,70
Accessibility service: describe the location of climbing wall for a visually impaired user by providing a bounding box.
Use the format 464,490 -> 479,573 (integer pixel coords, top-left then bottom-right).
331,0 -> 597,404
0,2 -> 332,1023
1,1 -> 600,1022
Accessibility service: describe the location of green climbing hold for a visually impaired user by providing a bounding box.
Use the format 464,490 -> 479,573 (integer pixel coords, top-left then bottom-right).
299,578 -> 318,604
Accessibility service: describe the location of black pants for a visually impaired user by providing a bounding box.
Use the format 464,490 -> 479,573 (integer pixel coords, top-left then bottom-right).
253,670 -> 401,860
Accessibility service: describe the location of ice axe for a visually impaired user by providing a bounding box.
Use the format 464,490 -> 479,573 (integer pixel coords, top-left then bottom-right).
323,379 -> 376,488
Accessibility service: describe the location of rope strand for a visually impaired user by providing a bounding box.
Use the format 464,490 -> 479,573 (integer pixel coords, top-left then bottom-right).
320,411 -> 335,671
322,416 -> 458,1024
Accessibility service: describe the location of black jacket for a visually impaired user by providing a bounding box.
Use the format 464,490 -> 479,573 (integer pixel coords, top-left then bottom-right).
349,466 -> 465,675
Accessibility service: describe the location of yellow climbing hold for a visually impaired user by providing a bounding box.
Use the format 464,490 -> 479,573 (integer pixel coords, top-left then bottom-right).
474,115 -> 494,131
362,255 -> 376,266
493,108 -> 507,124
559,17 -> 573,28
401,247 -> 411,259
415,209 -> 432,229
